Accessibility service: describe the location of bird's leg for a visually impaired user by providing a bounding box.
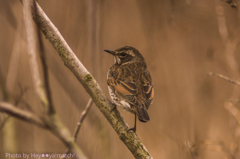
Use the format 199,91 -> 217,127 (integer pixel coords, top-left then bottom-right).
128,114 -> 137,133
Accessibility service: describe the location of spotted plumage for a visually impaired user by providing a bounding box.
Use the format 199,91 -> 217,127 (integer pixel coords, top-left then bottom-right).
105,46 -> 154,132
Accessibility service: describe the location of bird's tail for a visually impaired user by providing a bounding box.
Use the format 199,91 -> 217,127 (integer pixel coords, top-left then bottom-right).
136,107 -> 150,122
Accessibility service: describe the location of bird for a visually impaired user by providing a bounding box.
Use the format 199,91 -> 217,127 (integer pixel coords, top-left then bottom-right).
104,46 -> 154,132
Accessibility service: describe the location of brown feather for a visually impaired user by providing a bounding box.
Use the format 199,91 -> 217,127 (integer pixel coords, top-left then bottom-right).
120,81 -> 137,95
115,84 -> 132,96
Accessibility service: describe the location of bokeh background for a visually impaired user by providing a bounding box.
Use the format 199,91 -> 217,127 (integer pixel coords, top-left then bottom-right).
1,0 -> 240,158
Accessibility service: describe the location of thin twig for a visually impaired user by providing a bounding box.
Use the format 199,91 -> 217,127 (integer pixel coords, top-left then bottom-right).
12,84 -> 29,106
1,85 -> 28,132
21,99 -> 35,112
2,84 -> 30,130
62,99 -> 93,159
74,98 -> 93,141
208,72 -> 240,86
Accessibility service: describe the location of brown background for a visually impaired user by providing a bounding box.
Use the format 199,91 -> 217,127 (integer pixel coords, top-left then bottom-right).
0,0 -> 240,158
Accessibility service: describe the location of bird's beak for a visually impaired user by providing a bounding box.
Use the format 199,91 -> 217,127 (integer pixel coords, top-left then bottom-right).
104,49 -> 115,55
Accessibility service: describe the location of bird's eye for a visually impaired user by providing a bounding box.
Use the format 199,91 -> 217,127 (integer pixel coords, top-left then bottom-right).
120,53 -> 127,57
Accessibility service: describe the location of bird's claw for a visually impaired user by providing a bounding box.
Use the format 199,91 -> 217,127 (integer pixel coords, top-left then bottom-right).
127,127 -> 136,133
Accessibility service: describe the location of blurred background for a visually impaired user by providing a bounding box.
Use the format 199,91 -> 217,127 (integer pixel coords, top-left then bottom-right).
0,0 -> 240,158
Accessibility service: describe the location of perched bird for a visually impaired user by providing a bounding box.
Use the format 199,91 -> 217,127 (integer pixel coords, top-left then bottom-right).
104,46 -> 154,132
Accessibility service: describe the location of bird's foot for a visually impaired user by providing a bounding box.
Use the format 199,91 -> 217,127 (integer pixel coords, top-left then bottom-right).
127,127 -> 136,133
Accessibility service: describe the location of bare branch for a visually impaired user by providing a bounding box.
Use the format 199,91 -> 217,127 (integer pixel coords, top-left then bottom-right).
33,1 -> 55,115
22,0 -> 49,112
0,102 -> 46,128
29,1 -> 152,158
208,72 -> 240,86
74,98 -> 93,141
12,84 -> 29,106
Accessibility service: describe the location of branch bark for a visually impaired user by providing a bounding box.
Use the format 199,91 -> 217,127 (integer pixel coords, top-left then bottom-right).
0,102 -> 46,128
29,1 -> 152,158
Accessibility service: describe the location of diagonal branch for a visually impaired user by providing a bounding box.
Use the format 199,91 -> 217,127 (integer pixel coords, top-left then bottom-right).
208,72 -> 240,86
0,102 -> 47,128
29,1 -> 152,158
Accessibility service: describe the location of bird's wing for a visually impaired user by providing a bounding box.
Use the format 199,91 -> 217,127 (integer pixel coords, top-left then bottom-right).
107,66 -> 152,122
141,70 -> 154,110
107,76 -> 139,106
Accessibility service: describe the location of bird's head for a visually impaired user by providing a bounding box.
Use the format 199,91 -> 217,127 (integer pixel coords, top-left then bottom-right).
104,46 -> 145,65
